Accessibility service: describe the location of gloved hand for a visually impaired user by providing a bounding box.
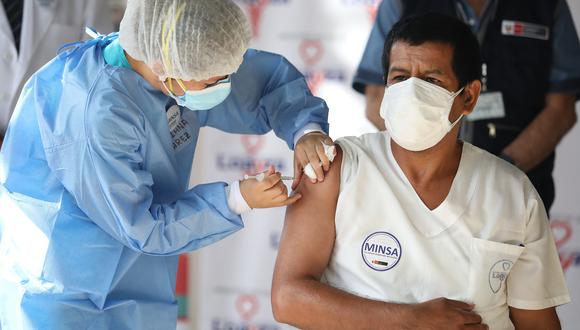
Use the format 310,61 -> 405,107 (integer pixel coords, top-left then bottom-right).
240,165 -> 302,209
293,132 -> 335,189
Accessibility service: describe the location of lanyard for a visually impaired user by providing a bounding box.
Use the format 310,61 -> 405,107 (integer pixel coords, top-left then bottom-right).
455,0 -> 499,45
455,0 -> 499,91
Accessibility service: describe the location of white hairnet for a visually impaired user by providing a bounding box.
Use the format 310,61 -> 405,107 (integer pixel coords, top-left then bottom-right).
119,0 -> 251,81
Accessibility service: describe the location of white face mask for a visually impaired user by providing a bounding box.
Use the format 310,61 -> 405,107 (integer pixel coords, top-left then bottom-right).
380,77 -> 464,151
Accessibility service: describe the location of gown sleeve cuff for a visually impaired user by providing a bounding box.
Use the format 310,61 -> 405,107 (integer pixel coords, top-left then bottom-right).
226,180 -> 252,215
293,123 -> 325,147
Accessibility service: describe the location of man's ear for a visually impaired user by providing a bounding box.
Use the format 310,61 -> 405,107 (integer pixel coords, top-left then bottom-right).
461,80 -> 482,116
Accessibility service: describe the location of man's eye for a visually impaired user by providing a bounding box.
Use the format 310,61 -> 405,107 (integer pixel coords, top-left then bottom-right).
425,77 -> 441,85
393,76 -> 408,82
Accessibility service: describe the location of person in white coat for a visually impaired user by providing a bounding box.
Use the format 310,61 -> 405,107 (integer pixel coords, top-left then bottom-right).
0,0 -> 113,145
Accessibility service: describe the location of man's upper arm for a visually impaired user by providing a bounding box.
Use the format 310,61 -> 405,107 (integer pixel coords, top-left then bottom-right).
273,148 -> 343,282
506,184 -> 570,310
509,307 -> 561,330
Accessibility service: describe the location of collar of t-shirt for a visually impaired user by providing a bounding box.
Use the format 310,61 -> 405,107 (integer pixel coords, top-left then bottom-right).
385,138 -> 480,237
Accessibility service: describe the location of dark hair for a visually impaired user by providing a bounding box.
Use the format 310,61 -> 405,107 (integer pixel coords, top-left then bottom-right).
382,13 -> 482,87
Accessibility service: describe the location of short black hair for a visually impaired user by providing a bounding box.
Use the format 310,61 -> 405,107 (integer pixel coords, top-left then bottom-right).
382,13 -> 482,87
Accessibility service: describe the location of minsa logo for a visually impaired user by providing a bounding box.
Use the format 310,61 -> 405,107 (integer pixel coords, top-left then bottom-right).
361,231 -> 402,271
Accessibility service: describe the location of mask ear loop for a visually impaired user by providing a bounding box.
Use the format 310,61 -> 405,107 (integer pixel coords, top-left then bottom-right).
451,86 -> 465,98
161,80 -> 180,100
175,79 -> 188,95
446,86 -> 466,131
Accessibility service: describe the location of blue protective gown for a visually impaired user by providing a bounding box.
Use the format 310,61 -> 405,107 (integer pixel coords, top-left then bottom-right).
0,34 -> 328,329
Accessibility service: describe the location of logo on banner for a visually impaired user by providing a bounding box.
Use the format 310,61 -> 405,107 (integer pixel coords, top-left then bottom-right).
306,71 -> 325,95
299,39 -> 326,95
299,39 -> 324,66
361,231 -> 402,271
366,0 -> 381,22
239,0 -> 290,38
303,69 -> 346,96
241,135 -> 266,156
551,219 -> 580,272
216,135 -> 288,174
488,260 -> 513,294
236,294 -> 260,321
246,0 -> 269,38
241,135 -> 268,173
552,220 -> 573,249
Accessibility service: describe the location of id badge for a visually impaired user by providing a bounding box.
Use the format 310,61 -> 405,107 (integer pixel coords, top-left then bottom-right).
166,104 -> 193,151
466,91 -> 505,121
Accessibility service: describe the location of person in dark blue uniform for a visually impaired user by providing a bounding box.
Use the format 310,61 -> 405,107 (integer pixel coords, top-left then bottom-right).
354,0 -> 580,212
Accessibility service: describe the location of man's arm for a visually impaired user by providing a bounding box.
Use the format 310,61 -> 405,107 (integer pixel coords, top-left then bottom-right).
365,85 -> 387,131
272,148 -> 401,329
503,92 -> 577,172
271,147 -> 485,330
510,307 -> 561,330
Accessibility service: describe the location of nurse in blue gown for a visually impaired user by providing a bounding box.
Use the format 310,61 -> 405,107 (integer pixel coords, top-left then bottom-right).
0,0 -> 332,329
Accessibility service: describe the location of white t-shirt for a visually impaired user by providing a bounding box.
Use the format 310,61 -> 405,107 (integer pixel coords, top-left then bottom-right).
323,132 -> 570,330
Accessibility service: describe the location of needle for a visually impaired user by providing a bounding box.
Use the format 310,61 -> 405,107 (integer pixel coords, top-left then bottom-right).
243,172 -> 294,182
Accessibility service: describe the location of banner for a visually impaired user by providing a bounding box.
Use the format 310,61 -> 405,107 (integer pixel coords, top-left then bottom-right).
184,1 -> 580,329
190,129 -> 294,329
185,1 -> 379,329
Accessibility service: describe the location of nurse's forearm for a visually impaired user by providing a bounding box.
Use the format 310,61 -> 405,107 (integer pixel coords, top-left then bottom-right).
503,93 -> 576,172
272,277 -> 410,329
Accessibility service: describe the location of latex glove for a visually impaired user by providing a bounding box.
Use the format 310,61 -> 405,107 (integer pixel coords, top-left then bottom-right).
240,165 -> 302,209
303,142 -> 336,180
293,132 -> 335,189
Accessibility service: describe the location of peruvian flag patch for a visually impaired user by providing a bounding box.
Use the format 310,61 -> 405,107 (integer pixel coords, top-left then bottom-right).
501,20 -> 549,40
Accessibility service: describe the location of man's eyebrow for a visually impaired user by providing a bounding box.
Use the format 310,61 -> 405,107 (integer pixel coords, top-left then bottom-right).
388,67 -> 445,75
424,68 -> 444,75
388,67 -> 410,74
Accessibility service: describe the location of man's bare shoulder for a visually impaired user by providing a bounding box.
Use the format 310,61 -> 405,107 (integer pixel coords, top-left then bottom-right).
292,145 -> 343,204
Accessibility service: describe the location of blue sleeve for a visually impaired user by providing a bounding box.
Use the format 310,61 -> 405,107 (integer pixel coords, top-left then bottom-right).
200,49 -> 329,150
549,0 -> 580,95
49,91 -> 244,256
352,0 -> 403,94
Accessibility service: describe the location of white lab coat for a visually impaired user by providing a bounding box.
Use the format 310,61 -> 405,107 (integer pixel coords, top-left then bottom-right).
0,0 -> 114,134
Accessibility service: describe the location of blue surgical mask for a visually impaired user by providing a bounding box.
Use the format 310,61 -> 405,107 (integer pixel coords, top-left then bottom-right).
163,76 -> 232,111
